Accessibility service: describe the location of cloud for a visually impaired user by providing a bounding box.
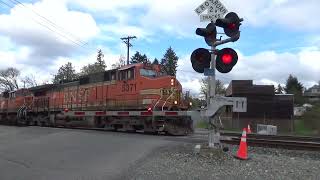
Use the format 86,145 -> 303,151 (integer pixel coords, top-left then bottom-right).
0,0 -> 99,66
217,0 -> 320,31
71,0 -> 320,39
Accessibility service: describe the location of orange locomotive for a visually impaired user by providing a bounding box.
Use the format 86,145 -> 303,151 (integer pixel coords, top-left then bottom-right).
0,63 -> 193,135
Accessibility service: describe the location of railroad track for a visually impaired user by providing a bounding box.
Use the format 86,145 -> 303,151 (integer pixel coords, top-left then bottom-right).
221,132 -> 320,143
220,132 -> 320,151
194,130 -> 320,151
221,138 -> 320,151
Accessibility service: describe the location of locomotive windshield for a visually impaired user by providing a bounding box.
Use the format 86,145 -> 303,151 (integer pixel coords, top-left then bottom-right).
140,69 -> 156,77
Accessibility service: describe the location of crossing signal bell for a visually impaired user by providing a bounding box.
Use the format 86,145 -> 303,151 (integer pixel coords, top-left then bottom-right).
215,12 -> 242,37
216,48 -> 238,73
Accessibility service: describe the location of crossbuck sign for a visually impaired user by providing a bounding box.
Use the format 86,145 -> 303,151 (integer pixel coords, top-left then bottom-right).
195,0 -> 228,22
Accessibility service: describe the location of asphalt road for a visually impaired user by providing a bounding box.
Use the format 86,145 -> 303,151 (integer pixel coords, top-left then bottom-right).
0,125 -> 203,180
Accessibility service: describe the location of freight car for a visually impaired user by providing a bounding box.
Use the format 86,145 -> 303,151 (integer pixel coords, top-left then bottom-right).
0,63 -> 195,135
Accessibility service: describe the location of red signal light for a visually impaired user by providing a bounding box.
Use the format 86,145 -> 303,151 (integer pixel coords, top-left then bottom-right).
228,23 -> 236,29
215,48 -> 238,73
222,54 -> 232,64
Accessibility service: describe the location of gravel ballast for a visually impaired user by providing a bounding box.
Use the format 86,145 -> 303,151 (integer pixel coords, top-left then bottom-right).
119,143 -> 320,180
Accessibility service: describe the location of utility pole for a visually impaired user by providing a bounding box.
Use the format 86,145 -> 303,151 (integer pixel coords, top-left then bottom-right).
121,36 -> 137,65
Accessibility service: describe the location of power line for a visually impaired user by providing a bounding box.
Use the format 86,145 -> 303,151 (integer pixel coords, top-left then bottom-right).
8,0 -> 88,46
0,0 -> 97,52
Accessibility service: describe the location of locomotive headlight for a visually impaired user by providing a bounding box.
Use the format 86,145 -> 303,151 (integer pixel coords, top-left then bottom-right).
171,79 -> 174,86
174,100 -> 178,104
189,102 -> 192,106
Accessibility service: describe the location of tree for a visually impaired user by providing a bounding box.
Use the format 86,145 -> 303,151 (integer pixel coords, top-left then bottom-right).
53,62 -> 78,84
275,84 -> 284,94
0,67 -> 20,91
81,49 -> 106,75
152,58 -> 159,65
96,49 -> 106,69
21,75 -> 38,88
284,74 -> 304,104
161,47 -> 179,76
112,55 -> 126,69
200,77 -> 226,100
130,51 -> 150,64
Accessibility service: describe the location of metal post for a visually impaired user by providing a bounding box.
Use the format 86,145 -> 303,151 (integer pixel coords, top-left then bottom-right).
209,45 -> 216,105
208,44 -> 221,148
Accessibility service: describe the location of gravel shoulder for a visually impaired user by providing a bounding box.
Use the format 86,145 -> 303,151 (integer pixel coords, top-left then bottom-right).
120,143 -> 320,180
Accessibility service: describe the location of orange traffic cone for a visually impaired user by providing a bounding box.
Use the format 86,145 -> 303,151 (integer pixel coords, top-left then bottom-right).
234,128 -> 248,160
247,124 -> 252,133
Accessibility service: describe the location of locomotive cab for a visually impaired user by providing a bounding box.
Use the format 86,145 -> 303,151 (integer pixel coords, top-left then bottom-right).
130,63 -> 186,111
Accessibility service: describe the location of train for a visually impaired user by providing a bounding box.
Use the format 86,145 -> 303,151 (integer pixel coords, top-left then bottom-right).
0,63 -> 195,135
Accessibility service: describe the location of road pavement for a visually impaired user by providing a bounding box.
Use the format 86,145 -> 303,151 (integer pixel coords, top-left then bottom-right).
0,125 -> 202,180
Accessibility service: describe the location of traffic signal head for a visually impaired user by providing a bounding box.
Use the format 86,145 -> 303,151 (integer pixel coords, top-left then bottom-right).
215,12 -> 242,37
216,48 -> 238,73
190,48 -> 211,73
196,23 -> 217,46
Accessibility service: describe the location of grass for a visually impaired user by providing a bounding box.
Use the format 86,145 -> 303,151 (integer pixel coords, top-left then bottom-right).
195,120 -> 241,132
293,102 -> 320,136
294,119 -> 314,136
196,120 -> 209,129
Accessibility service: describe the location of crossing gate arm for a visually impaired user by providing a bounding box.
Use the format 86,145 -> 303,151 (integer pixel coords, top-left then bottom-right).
201,96 -> 247,118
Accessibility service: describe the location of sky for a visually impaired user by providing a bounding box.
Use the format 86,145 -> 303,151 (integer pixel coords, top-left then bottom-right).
0,0 -> 319,95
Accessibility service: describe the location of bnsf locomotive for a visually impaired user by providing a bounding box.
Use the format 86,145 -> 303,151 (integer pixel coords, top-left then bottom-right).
0,63 -> 194,135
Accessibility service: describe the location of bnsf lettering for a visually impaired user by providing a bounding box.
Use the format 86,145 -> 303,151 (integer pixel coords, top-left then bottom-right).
64,88 -> 88,104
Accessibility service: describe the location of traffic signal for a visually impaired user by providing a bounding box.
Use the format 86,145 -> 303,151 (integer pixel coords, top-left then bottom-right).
215,48 -> 238,73
195,22 -> 217,46
215,12 -> 242,37
190,48 -> 211,73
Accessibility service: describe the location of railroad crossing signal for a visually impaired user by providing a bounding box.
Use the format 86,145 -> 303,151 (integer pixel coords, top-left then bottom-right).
196,22 -> 217,46
191,11 -> 242,74
191,48 -> 211,73
215,48 -> 238,73
215,12 -> 242,37
194,0 -> 246,149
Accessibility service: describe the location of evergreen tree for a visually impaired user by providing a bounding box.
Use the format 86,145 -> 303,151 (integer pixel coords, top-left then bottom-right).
285,74 -> 304,104
161,47 -> 179,76
130,51 -> 150,64
81,49 -> 106,75
96,49 -> 106,68
275,84 -> 284,94
53,62 -> 78,84
152,58 -> 159,65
